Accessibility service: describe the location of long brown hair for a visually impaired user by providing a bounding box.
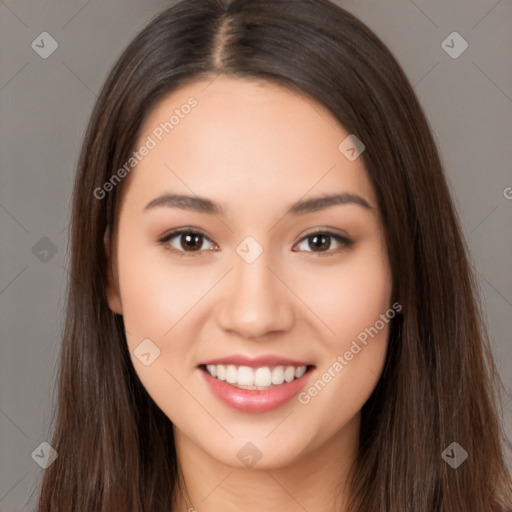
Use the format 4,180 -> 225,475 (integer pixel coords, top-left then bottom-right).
37,0 -> 512,510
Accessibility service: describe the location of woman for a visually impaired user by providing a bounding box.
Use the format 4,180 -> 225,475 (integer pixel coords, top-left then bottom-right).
37,0 -> 512,510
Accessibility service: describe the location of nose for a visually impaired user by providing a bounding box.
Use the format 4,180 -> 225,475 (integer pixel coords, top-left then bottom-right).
215,247 -> 296,340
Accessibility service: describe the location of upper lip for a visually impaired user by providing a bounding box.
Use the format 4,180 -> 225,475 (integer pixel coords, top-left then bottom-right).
198,354 -> 315,368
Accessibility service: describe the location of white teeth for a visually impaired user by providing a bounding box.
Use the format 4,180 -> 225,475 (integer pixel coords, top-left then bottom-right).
254,367 -> 272,387
216,364 -> 226,381
204,364 -> 308,389
271,366 -> 285,385
295,366 -> 306,378
237,366 -> 254,386
284,366 -> 295,383
226,365 -> 237,384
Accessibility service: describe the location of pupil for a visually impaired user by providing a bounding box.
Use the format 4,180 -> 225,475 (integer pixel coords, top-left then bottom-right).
182,234 -> 202,251
310,234 -> 330,251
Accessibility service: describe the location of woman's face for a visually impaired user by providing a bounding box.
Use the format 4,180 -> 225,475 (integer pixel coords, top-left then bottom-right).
106,76 -> 393,469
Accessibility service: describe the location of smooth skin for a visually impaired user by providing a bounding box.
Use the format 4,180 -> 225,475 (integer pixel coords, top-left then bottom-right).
105,76 -> 392,512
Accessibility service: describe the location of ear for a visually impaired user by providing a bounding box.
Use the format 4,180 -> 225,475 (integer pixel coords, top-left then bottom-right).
104,228 -> 123,314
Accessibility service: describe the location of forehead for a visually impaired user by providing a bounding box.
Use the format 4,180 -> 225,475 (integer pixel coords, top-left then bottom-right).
121,76 -> 376,219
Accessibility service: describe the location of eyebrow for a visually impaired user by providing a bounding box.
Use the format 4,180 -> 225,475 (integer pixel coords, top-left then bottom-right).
144,192 -> 375,216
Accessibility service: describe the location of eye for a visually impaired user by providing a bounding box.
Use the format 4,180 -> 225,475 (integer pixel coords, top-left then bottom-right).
293,230 -> 353,255
158,228 -> 353,258
158,229 -> 217,257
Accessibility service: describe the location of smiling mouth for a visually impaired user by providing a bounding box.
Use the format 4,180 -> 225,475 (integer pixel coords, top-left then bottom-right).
199,364 -> 315,390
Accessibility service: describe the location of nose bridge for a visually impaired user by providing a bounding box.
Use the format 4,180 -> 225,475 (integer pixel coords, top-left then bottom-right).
216,239 -> 295,337
234,248 -> 274,299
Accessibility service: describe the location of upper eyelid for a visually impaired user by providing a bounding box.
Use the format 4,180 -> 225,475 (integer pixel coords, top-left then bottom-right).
300,227 -> 351,241
159,228 -> 213,243
159,228 -> 349,241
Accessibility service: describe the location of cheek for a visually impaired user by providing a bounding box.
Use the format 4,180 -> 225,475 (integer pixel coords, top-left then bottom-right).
293,242 -> 392,438
116,236 -> 207,341
291,242 -> 392,345
115,235 -> 207,411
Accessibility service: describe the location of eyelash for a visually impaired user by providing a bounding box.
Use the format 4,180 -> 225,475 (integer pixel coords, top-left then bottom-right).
158,228 -> 354,258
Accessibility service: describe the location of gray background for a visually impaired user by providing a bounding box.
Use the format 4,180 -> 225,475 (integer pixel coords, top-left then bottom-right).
1,0 -> 511,510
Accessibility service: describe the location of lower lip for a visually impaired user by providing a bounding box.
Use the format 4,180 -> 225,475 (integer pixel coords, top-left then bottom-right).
199,366 -> 314,413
